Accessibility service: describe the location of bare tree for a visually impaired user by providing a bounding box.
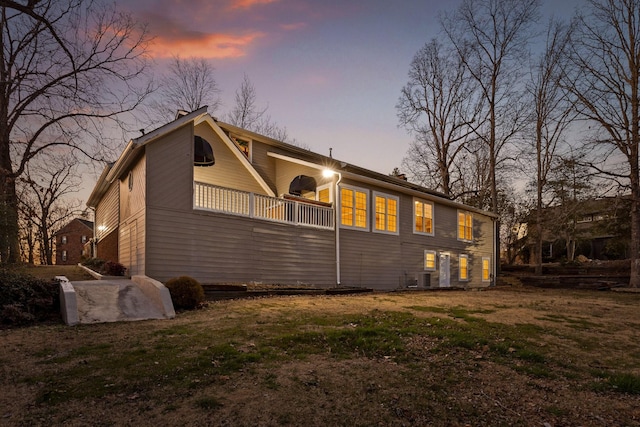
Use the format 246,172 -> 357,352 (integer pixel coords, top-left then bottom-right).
527,19 -> 576,273
455,138 -> 493,209
147,56 -> 221,124
18,153 -> 83,264
226,74 -> 302,146
227,74 -> 265,130
397,39 -> 481,197
441,0 -> 541,214
0,0 -> 152,263
565,0 -> 640,286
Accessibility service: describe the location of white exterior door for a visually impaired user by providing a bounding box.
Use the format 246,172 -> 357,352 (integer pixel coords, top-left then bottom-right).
439,253 -> 450,287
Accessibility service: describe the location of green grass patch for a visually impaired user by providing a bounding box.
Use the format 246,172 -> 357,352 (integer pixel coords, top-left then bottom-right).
592,372 -> 640,394
405,305 -> 448,314
537,314 -> 599,330
27,307 -> 556,408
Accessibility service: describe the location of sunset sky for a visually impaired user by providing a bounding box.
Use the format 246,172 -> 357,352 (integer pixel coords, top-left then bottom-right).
115,0 -> 581,179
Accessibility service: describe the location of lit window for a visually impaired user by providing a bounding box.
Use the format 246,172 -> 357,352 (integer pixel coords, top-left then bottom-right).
231,135 -> 251,160
414,200 -> 433,234
458,211 -> 473,241
459,254 -> 469,281
61,236 -> 67,244
81,235 -> 87,244
317,184 -> 332,204
482,257 -> 491,282
424,250 -> 436,271
340,186 -> 368,230
374,192 -> 399,234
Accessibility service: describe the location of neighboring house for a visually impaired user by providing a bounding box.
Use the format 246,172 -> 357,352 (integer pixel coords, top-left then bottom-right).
523,196 -> 630,262
86,108 -> 498,290
55,218 -> 94,265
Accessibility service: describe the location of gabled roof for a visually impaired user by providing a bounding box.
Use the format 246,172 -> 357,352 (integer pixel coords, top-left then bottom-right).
195,115 -> 275,197
54,218 -> 94,235
87,108 -> 497,219
87,108 -> 210,207
87,107 -> 279,206
214,120 -> 498,218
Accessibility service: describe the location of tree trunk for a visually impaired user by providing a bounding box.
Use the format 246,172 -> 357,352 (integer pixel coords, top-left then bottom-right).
631,201 -> 640,287
535,114 -> 544,275
0,168 -> 19,264
567,239 -> 576,262
40,223 -> 52,265
629,154 -> 640,287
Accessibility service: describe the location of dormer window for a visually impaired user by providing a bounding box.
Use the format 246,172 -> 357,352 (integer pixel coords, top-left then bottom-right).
231,135 -> 251,160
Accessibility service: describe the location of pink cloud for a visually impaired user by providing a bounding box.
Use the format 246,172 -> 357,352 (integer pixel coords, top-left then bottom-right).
280,22 -> 306,31
148,32 -> 265,59
229,0 -> 279,10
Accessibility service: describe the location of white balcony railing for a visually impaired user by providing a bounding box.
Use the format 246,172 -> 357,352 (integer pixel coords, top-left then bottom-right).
194,182 -> 334,230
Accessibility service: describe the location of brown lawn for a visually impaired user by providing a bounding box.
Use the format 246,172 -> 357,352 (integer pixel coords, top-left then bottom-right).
1,287 -> 639,426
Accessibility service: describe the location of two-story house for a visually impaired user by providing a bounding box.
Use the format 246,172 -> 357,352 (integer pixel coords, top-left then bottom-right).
54,218 -> 93,265
86,108 -> 498,290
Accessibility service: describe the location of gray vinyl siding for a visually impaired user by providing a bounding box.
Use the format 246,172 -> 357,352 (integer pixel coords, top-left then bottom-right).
193,123 -> 268,195
119,211 -> 145,276
337,179 -> 495,289
95,181 -> 119,240
339,230 -> 404,287
146,124 -> 194,212
145,206 -> 335,285
119,156 -> 146,221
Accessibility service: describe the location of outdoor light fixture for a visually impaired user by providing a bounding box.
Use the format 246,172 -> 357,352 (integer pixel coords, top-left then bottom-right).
322,169 -> 335,178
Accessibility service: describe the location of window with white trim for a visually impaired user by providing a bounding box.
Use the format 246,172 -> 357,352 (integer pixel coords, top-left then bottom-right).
373,192 -> 399,234
62,250 -> 67,262
424,250 -> 436,271
459,254 -> 469,281
340,185 -> 369,230
482,257 -> 491,282
414,199 -> 434,235
61,236 -> 67,244
458,211 -> 473,241
231,135 -> 252,161
316,183 -> 333,204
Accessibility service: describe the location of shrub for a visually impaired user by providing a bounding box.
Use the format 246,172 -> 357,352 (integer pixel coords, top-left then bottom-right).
165,276 -> 205,310
0,269 -> 59,326
81,258 -> 126,276
101,261 -> 126,276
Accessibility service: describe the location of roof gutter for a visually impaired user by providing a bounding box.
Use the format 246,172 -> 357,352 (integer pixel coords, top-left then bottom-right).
86,163 -> 113,208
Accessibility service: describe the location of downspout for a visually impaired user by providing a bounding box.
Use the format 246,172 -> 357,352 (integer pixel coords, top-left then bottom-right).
90,207 -> 97,258
335,172 -> 342,286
